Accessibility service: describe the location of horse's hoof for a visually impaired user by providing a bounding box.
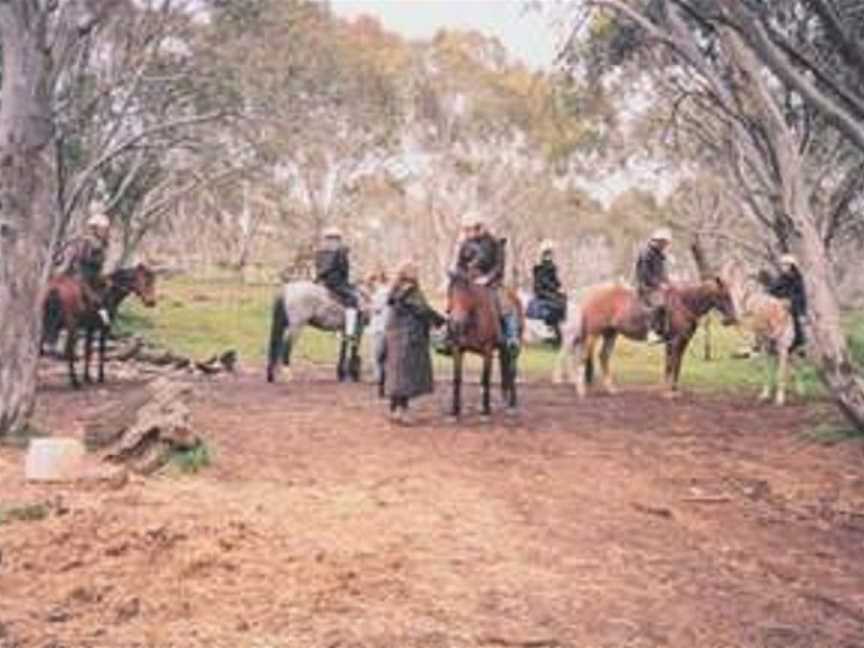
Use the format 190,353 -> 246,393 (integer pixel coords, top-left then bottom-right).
445,415 -> 460,424
661,390 -> 680,400
480,414 -> 492,423
504,407 -> 519,418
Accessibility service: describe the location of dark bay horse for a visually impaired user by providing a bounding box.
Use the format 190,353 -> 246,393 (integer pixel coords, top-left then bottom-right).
42,264 -> 157,388
266,280 -> 370,384
446,273 -> 524,419
558,278 -> 737,397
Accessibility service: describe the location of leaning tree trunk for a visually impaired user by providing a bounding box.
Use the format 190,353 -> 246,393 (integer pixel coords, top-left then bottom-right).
0,6 -> 57,437
795,209 -> 864,430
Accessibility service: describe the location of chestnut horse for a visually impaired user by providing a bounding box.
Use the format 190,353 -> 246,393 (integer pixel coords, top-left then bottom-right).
42,264 -> 157,388
446,272 -> 524,419
558,277 -> 737,397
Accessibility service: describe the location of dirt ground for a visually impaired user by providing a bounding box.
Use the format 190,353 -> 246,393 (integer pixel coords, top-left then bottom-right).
2,366 -> 864,648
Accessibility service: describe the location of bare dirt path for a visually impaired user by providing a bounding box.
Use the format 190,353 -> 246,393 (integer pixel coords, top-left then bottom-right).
2,370 -> 863,647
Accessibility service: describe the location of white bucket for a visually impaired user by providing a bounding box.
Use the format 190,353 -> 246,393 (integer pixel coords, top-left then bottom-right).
25,438 -> 86,482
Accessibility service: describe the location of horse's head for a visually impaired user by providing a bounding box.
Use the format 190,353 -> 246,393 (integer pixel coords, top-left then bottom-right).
131,263 -> 157,308
707,276 -> 737,326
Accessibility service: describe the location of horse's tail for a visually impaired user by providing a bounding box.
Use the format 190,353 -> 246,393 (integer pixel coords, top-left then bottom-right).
267,294 -> 289,379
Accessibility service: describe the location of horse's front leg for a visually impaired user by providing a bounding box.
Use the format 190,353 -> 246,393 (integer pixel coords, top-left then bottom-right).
348,337 -> 362,382
503,346 -> 518,412
757,345 -> 775,402
599,333 -> 618,395
775,346 -> 789,406
98,326 -> 107,383
662,337 -> 683,396
572,338 -> 587,397
336,337 -> 348,382
481,352 -> 492,419
450,350 -> 463,419
666,335 -> 691,395
83,328 -> 94,384
66,329 -> 80,389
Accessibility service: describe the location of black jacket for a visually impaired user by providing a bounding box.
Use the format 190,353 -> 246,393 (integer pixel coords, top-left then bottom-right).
457,233 -> 505,285
768,267 -> 807,316
55,234 -> 107,283
532,259 -> 562,298
635,242 -> 668,292
315,246 -> 350,289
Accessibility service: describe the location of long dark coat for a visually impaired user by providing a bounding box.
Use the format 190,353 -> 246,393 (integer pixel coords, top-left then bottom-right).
385,281 -> 446,400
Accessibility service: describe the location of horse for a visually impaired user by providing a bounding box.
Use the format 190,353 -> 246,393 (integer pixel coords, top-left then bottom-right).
721,259 -> 803,405
557,277 -> 737,397
266,280 -> 371,384
446,272 -> 524,419
41,264 -> 158,388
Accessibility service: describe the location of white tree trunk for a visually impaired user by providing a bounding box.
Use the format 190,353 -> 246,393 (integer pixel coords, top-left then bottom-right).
0,5 -> 57,436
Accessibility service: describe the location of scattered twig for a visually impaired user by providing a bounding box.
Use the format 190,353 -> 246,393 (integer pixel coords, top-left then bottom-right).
631,502 -> 675,519
478,636 -> 560,648
681,495 -> 732,504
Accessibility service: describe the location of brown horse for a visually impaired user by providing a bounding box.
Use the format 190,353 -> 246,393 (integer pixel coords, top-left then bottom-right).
557,277 -> 736,397
42,264 -> 157,388
446,272 -> 524,419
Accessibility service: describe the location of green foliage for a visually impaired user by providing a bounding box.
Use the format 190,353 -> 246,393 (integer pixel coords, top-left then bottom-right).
118,276 -> 863,407
0,502 -> 50,526
170,442 -> 212,474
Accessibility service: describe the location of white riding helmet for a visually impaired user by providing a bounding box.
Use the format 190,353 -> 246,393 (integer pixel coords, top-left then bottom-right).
650,227 -> 672,243
779,253 -> 798,267
322,226 -> 343,239
86,204 -> 110,229
539,239 -> 555,253
461,211 -> 486,229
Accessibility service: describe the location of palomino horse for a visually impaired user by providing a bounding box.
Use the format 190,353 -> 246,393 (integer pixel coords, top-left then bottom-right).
266,280 -> 370,383
721,259 -> 802,405
42,264 -> 158,388
557,277 -> 737,397
447,272 -> 524,419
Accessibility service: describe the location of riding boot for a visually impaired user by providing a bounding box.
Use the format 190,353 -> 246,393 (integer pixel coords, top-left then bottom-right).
552,322 -> 562,348
646,306 -> 667,343
503,313 -> 520,350
82,281 -> 111,327
790,314 -> 806,355
344,307 -> 359,340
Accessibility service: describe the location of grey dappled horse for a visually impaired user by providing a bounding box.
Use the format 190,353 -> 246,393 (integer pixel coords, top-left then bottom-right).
266,280 -> 370,383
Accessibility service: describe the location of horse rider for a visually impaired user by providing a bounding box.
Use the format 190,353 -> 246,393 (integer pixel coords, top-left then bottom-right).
53,200 -> 112,327
452,210 -> 520,348
635,226 -> 673,343
314,225 -> 361,339
532,239 -> 567,344
763,253 -> 808,352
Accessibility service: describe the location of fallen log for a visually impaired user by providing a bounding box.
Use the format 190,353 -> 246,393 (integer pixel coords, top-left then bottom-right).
84,377 -> 200,474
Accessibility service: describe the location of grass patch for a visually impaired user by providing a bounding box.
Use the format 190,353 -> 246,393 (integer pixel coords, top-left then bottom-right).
119,273 -> 864,400
801,422 -> 864,445
0,502 -> 50,526
169,442 -> 212,474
